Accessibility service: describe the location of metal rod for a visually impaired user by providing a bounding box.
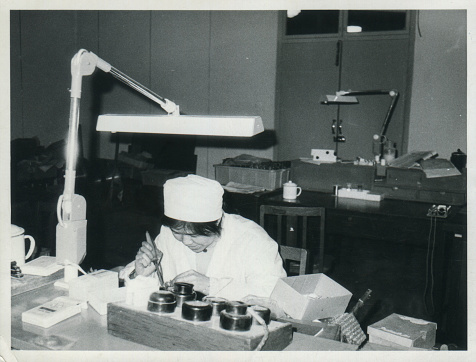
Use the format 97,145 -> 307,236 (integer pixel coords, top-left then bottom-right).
341,89 -> 393,96
379,91 -> 399,137
109,67 -> 167,108
63,97 -> 80,204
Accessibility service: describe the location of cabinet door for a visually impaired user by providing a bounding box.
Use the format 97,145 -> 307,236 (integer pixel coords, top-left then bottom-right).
338,38 -> 410,160
276,40 -> 340,161
276,10 -> 413,162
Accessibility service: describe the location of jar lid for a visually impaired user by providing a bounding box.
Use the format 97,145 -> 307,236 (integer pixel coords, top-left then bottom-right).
11,224 -> 25,237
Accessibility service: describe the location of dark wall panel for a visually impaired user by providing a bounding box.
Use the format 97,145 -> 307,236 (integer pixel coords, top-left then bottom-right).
17,11 -> 78,146
95,11 -> 152,158
150,11 -> 211,115
10,11 -> 22,139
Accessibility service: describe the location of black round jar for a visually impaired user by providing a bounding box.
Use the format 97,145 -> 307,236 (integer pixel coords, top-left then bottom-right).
182,300 -> 213,322
147,291 -> 177,313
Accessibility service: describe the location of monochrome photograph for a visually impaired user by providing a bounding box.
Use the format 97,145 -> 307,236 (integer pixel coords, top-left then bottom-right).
1,1 -> 472,361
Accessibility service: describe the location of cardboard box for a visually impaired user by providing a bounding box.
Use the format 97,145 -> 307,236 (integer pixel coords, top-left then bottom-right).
367,313 -> 437,349
270,274 -> 352,321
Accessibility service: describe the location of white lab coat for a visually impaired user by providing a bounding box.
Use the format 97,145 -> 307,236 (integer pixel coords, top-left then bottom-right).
122,213 -> 286,301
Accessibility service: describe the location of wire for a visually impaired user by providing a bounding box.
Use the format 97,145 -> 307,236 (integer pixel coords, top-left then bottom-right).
62,260 -> 88,276
423,215 -> 433,315
423,215 -> 436,316
429,217 -> 437,313
248,308 -> 269,351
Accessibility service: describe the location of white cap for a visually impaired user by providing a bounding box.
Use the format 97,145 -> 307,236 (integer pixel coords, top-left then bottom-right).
163,175 -> 224,222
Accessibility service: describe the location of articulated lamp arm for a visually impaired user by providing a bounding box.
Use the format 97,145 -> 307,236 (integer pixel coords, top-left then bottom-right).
322,89 -> 399,159
336,89 -> 399,138
62,50 -> 180,214
57,49 -> 181,281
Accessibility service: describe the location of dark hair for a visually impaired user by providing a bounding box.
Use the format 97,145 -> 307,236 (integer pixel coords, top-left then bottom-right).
161,215 -> 223,237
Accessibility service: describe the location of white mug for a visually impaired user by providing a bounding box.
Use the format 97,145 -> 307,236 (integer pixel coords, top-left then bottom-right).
11,224 -> 36,266
283,181 -> 302,200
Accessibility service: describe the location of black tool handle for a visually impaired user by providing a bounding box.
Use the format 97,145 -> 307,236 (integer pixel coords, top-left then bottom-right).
351,289 -> 372,315
146,231 -> 165,287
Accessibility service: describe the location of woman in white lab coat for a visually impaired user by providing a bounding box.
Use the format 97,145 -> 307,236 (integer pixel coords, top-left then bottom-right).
123,174 -> 286,302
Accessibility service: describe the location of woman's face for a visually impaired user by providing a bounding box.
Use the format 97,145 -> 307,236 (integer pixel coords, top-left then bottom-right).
171,230 -> 218,253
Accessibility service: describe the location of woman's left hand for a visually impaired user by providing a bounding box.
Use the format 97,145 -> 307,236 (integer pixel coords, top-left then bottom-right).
172,270 -> 210,295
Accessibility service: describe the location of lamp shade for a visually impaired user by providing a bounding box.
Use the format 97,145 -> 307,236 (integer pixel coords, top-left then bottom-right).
96,114 -> 264,137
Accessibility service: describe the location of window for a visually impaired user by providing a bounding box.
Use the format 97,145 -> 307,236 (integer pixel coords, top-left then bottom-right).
347,10 -> 407,33
285,10 -> 339,35
285,10 -> 408,37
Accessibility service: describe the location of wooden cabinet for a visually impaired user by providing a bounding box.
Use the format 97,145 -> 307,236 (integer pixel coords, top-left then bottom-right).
276,10 -> 415,161
276,40 -> 340,159
440,221 -> 467,348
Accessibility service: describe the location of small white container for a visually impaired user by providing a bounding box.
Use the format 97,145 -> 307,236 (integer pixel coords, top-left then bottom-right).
283,181 -> 302,200
11,224 -> 35,266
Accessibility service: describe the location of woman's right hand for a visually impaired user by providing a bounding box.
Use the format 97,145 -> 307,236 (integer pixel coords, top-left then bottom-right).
135,241 -> 157,276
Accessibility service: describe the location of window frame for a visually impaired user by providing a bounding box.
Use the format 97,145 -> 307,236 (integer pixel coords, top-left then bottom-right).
281,10 -> 411,41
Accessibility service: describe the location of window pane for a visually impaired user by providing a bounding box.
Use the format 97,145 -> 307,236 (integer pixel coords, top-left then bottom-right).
347,11 -> 407,32
286,10 -> 339,35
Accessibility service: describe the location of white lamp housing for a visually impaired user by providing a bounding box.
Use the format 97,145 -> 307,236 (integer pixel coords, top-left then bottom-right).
96,114 -> 264,137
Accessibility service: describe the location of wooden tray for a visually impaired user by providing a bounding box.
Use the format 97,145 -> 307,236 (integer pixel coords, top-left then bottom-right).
107,302 -> 293,351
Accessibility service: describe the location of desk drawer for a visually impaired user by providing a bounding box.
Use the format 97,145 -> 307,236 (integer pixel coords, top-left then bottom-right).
373,185 -> 418,200
373,185 -> 466,205
418,190 -> 466,205
327,212 -> 429,244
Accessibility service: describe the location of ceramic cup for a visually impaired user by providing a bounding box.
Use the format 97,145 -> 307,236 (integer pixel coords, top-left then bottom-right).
11,224 -> 35,267
283,181 -> 302,200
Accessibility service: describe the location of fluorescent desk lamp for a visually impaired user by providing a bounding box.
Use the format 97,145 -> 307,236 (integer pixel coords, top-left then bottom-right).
97,114 -> 264,137
56,49 -> 263,286
321,89 -> 399,158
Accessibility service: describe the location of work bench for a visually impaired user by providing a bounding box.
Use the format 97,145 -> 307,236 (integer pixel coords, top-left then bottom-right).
11,280 -> 424,353
223,188 -> 467,347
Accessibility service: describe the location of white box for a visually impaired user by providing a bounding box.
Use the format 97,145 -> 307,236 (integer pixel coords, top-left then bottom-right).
311,149 -> 337,162
22,256 -> 64,276
88,287 -> 127,315
367,313 -> 437,349
270,274 -> 352,321
337,188 -> 384,202
22,296 -> 83,328
68,269 -> 118,301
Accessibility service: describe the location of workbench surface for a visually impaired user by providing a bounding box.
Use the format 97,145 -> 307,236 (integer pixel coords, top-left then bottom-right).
10,278 -> 425,353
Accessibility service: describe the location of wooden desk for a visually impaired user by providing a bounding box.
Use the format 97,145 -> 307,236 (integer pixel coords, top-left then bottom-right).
225,189 -> 465,231
224,189 -> 467,348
